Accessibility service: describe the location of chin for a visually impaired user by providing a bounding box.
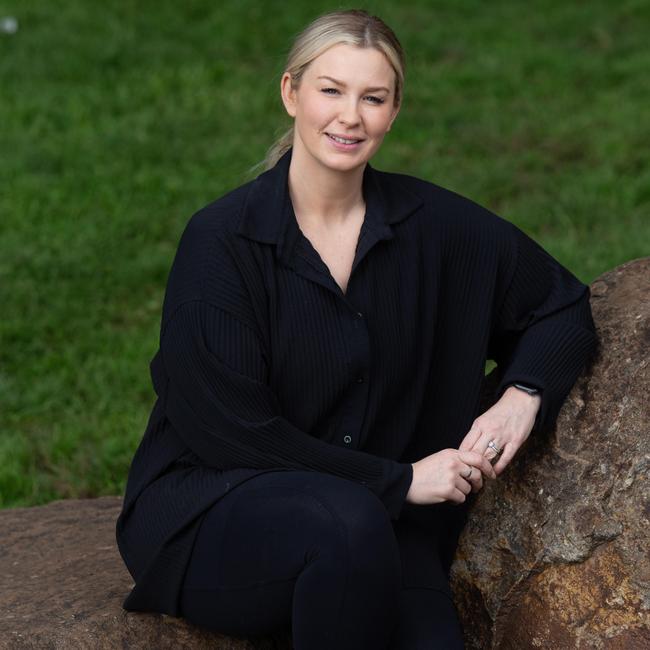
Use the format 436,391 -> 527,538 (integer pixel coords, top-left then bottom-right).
321,146 -> 373,166
324,157 -> 367,174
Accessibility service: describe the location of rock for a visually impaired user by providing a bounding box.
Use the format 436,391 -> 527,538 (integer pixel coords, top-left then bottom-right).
0,496 -> 292,649
450,257 -> 650,649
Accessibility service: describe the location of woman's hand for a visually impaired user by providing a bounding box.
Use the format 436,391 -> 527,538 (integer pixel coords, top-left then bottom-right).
406,448 -> 497,506
458,385 -> 542,476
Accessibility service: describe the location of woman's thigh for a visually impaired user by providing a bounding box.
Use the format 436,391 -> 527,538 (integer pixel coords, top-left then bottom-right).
179,469 -> 403,645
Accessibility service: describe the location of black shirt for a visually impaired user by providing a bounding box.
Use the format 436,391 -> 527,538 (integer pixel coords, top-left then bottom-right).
115,146 -> 598,615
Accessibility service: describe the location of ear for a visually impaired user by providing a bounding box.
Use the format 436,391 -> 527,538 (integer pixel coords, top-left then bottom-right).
386,102 -> 401,132
280,72 -> 297,118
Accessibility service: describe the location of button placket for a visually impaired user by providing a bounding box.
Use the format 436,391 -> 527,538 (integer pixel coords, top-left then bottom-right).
337,306 -> 370,448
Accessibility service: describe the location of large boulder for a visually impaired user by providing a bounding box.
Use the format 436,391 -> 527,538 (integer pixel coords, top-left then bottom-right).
0,496 -> 292,649
451,257 -> 650,649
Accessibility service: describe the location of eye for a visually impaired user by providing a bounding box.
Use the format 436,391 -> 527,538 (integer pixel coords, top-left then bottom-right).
320,88 -> 386,105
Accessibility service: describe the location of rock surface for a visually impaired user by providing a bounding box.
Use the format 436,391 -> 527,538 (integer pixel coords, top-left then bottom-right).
450,256 -> 650,649
0,496 -> 292,649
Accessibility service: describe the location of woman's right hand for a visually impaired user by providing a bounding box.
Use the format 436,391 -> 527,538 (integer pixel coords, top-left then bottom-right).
405,449 -> 497,505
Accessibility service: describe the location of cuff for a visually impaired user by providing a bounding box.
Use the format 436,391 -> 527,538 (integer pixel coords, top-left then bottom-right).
381,461 -> 414,521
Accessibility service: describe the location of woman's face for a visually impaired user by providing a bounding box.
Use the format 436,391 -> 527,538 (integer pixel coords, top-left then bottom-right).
281,43 -> 400,173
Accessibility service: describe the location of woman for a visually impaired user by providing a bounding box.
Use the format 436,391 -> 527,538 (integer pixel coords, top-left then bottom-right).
115,9 -> 598,649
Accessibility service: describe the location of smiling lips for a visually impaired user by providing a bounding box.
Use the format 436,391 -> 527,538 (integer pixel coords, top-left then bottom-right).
325,133 -> 363,151
326,133 -> 365,148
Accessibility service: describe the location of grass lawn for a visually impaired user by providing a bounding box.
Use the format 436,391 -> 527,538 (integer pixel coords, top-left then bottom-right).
1,0 -> 648,507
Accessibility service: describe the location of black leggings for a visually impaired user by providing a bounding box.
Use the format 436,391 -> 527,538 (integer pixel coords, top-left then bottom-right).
179,470 -> 465,650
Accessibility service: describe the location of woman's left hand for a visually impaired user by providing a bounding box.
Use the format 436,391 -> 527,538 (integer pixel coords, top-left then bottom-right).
458,385 -> 542,479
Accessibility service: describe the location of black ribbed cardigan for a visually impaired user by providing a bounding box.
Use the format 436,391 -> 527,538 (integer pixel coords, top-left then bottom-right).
115,146 -> 598,616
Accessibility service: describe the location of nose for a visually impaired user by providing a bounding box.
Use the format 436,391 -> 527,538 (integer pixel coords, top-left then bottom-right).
338,97 -> 361,126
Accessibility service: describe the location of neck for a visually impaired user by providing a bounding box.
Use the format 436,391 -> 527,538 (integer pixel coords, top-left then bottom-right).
287,142 -> 366,230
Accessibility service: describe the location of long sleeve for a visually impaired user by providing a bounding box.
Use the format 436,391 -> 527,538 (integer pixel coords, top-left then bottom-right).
157,298 -> 413,520
488,223 -> 599,433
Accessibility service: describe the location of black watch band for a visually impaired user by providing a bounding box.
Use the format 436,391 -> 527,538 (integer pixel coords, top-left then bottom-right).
510,382 -> 541,396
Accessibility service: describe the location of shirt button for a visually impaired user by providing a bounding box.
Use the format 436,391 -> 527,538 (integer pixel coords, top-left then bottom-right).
356,311 -> 363,319
356,376 -> 364,383
343,435 -> 352,444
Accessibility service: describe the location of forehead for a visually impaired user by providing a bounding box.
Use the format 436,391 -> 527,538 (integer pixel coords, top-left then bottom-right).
306,43 -> 394,85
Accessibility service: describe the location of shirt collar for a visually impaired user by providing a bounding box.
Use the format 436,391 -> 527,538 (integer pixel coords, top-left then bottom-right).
236,146 -> 424,261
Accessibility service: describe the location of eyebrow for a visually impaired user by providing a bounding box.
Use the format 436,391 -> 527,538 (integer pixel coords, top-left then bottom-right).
316,75 -> 390,93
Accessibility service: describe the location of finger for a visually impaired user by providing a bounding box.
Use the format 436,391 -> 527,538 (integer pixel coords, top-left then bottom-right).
459,425 -> 482,452
460,450 -> 497,479
471,433 -> 501,465
468,472 -> 483,492
455,476 -> 472,496
479,454 -> 499,479
474,434 -> 494,455
451,487 -> 468,504
492,444 -> 517,476
482,440 -> 504,467
460,464 -> 483,492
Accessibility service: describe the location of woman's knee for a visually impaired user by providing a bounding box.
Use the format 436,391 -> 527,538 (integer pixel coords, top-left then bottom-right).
239,470 -> 401,577
295,473 -> 402,583
240,470 -> 396,538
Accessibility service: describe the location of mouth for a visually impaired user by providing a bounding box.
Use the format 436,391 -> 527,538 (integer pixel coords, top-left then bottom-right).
326,133 -> 365,144
325,133 -> 365,150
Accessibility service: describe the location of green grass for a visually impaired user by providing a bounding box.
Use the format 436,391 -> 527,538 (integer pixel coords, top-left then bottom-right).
1,0 -> 648,507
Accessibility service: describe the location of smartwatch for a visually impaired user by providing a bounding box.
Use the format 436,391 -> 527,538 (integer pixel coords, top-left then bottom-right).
510,382 -> 541,396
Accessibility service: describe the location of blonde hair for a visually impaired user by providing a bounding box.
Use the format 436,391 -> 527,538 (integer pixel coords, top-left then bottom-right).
247,9 -> 405,176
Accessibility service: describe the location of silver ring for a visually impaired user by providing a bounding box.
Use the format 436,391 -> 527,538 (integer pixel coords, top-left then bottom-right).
487,440 -> 502,455
486,440 -> 502,466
